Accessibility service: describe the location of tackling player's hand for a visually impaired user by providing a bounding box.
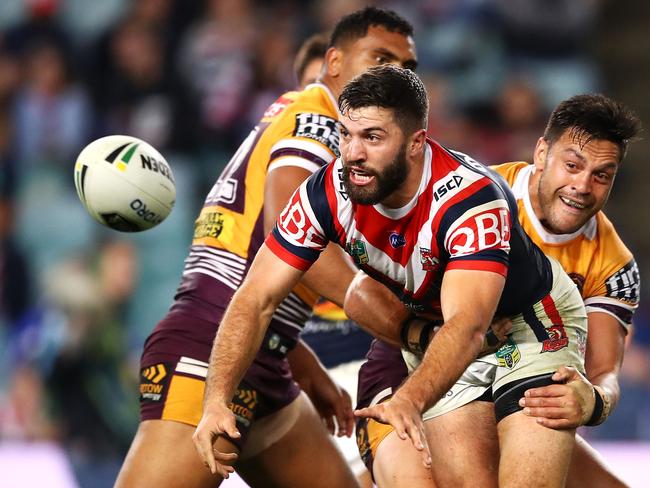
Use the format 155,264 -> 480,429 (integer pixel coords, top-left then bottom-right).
192,402 -> 240,478
354,393 -> 432,468
519,366 -> 595,429
304,375 -> 354,437
478,316 -> 512,356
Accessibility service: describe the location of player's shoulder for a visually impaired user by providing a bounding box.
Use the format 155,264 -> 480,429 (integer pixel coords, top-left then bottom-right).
262,84 -> 337,121
262,83 -> 340,159
491,161 -> 530,183
593,211 -> 634,261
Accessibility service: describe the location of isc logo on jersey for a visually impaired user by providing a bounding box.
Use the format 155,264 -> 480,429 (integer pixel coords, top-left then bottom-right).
446,206 -> 511,257
278,192 -> 325,249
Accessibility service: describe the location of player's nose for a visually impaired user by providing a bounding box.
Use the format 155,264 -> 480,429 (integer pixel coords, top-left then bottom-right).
570,171 -> 593,194
344,137 -> 366,163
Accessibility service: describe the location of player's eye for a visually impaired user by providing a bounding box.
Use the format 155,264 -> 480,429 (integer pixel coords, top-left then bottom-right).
367,133 -> 380,142
594,171 -> 612,183
375,56 -> 389,65
565,161 -> 578,171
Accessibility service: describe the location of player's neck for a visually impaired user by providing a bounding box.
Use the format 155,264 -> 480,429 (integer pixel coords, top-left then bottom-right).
527,170 -> 544,219
320,74 -> 343,102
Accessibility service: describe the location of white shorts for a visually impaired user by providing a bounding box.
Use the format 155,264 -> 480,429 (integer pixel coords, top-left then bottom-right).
403,257 -> 588,421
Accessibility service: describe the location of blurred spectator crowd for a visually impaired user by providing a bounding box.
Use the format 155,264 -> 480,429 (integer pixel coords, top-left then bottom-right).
0,1 -> 648,487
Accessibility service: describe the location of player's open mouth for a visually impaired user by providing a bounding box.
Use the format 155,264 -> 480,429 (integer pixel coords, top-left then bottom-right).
559,196 -> 587,211
349,168 -> 375,186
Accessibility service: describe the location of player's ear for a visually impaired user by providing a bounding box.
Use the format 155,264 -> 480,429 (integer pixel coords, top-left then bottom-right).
533,137 -> 548,171
408,129 -> 427,156
325,46 -> 342,77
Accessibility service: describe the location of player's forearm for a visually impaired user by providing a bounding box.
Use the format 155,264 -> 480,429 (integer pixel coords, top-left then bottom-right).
287,339 -> 326,389
203,285 -> 274,408
300,243 -> 357,308
397,313 -> 485,412
589,371 -> 620,412
343,273 -> 410,345
583,313 -> 626,421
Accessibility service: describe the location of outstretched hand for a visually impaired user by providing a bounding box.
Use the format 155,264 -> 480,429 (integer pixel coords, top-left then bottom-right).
354,393 -> 431,468
519,366 -> 595,429
192,403 -> 241,478
306,378 -> 355,437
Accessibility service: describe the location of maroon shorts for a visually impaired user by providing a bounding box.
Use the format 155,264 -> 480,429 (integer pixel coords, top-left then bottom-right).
139,310 -> 301,451
355,339 -> 408,476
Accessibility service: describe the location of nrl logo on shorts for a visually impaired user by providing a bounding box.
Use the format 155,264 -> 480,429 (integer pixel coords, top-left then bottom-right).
347,238 -> 369,265
495,338 -> 520,369
541,325 -> 569,353
419,247 -> 439,271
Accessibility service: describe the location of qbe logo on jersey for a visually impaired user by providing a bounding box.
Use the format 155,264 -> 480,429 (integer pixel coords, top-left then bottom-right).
293,113 -> 340,156
446,205 -> 511,257
278,193 -> 326,249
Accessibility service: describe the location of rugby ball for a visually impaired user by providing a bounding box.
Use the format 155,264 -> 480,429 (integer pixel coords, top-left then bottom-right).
73,135 -> 175,232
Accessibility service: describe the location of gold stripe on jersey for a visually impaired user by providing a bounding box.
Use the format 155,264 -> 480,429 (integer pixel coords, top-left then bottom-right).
492,162 -> 638,329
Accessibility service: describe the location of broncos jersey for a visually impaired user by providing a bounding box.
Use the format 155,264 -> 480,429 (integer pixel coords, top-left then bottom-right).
268,139 -> 553,318
172,83 -> 340,340
493,162 -> 640,330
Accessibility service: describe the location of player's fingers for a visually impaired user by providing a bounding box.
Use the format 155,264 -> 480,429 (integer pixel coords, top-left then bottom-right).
209,443 -> 237,478
403,417 -> 432,467
519,395 -> 565,408
492,317 -> 513,339
324,415 -> 336,435
354,405 -> 387,424
216,463 -> 236,479
337,404 -> 354,437
551,367 -> 571,382
221,416 -> 241,440
334,397 -> 353,437
193,428 -> 218,474
552,366 -> 578,382
524,384 -> 566,398
523,406 -> 573,420
402,416 -> 426,452
535,417 -> 575,430
417,422 -> 432,467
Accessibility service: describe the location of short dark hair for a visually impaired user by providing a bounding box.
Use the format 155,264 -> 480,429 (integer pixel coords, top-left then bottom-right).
543,94 -> 642,159
293,32 -> 329,86
329,6 -> 413,48
339,64 -> 428,133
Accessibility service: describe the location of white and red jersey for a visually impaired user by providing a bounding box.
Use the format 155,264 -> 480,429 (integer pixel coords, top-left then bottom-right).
267,139 -> 553,317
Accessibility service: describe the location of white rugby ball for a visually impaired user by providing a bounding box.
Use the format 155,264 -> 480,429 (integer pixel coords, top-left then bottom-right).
73,135 -> 175,232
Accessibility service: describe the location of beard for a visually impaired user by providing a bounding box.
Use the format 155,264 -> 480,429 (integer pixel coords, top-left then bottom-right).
342,144 -> 409,205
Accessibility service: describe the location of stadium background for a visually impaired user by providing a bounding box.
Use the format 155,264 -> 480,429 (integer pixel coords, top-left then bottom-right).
0,0 -> 648,486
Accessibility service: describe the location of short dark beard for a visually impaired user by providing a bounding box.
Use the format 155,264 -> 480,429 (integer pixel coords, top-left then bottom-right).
342,144 -> 409,204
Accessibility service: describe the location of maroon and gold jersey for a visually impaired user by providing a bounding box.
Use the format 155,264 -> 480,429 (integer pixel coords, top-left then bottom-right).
172,83 -> 341,340
493,162 -> 640,330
